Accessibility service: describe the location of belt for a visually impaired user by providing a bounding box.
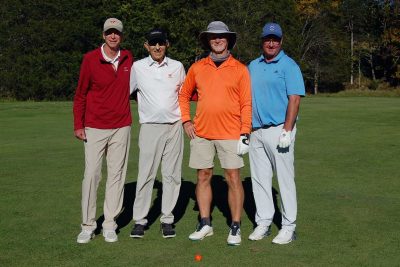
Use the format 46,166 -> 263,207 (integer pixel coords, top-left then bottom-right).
252,123 -> 282,131
262,124 -> 277,129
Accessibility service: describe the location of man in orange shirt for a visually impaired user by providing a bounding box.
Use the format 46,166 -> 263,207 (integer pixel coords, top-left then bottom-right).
179,21 -> 251,246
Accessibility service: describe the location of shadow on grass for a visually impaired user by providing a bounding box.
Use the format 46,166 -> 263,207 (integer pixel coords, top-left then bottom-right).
243,176 -> 282,230
173,179 -> 196,223
197,175 -> 282,229
95,178 -> 197,234
94,175 -> 282,235
94,181 -> 137,235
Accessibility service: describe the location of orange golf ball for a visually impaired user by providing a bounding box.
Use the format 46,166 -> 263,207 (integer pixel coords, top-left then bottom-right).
194,254 -> 202,261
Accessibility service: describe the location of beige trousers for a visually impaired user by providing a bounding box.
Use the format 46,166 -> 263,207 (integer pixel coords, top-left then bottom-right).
81,126 -> 131,231
132,121 -> 183,225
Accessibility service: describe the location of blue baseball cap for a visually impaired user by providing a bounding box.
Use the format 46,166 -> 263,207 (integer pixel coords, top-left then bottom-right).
261,23 -> 282,38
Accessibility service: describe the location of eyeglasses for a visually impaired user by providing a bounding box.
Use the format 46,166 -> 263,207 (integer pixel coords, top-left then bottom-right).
262,37 -> 281,45
148,39 -> 167,46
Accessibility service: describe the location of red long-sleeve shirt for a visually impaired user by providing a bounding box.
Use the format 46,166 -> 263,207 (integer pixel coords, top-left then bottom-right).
73,47 -> 133,130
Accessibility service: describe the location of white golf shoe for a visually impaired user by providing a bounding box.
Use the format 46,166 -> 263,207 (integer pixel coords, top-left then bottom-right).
272,229 -> 296,244
227,225 -> 241,246
189,224 -> 213,241
77,230 -> 94,244
103,230 -> 118,243
248,225 -> 271,241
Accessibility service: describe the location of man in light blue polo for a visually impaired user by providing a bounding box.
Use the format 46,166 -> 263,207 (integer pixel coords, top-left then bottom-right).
248,22 -> 305,244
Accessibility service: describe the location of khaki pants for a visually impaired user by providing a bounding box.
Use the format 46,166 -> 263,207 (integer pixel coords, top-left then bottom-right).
132,122 -> 183,225
81,126 -> 131,231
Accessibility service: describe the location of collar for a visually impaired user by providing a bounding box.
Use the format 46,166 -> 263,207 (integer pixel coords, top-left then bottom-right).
101,43 -> 120,63
204,54 -> 236,67
146,55 -> 168,67
259,50 -> 285,64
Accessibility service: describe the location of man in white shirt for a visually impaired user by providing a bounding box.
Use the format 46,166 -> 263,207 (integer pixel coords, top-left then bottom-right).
129,28 -> 186,238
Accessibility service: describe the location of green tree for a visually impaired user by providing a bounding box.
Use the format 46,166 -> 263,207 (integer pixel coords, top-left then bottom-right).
1,0 -> 107,100
1,0 -> 397,100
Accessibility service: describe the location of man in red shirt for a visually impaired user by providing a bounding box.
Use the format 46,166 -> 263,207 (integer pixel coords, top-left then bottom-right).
73,18 -> 133,244
179,21 -> 251,246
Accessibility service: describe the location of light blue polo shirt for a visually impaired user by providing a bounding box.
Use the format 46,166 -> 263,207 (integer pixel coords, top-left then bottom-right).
248,50 -> 305,128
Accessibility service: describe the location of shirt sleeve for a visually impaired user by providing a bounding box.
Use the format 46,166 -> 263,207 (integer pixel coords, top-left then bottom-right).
130,63 -> 138,95
238,66 -> 252,134
73,55 -> 91,130
179,62 -> 186,85
178,65 -> 196,123
286,62 -> 305,96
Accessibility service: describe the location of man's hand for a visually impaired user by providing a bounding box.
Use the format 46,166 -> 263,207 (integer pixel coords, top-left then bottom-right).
278,129 -> 291,148
237,134 -> 250,155
74,129 -> 87,142
183,121 -> 196,139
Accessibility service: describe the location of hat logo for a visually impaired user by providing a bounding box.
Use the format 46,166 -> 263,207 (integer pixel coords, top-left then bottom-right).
269,26 -> 275,31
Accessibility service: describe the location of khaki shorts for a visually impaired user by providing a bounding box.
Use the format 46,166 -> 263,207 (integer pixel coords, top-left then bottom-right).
189,137 -> 244,169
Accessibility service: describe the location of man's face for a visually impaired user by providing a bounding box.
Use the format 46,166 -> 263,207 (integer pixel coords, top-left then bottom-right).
262,35 -> 282,60
103,29 -> 122,50
208,34 -> 229,55
145,39 -> 168,63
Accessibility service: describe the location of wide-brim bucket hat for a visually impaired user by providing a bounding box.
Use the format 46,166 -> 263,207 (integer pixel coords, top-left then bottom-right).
199,21 -> 237,50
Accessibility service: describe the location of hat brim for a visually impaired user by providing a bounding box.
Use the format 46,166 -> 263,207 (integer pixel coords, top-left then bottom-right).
146,33 -> 167,42
199,31 -> 237,50
261,33 -> 282,39
103,27 -> 123,33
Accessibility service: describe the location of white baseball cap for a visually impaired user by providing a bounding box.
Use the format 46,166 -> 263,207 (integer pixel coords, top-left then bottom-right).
103,18 -> 123,33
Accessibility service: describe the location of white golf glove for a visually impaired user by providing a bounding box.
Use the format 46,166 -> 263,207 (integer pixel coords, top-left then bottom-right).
278,129 -> 292,148
237,134 -> 250,155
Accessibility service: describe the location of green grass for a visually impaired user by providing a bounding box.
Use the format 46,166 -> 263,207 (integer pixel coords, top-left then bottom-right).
317,88 -> 400,97
0,97 -> 399,266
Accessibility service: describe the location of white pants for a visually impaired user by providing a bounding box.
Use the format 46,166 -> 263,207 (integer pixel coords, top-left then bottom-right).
81,126 -> 131,231
249,124 -> 297,231
132,121 -> 183,225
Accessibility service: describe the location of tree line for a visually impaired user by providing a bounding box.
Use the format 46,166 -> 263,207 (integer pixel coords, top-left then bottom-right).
0,0 -> 399,100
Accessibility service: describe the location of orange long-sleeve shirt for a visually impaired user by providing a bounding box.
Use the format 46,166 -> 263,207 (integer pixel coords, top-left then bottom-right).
179,55 -> 252,140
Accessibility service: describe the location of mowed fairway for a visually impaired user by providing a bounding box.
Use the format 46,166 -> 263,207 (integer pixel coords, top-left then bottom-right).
0,97 -> 399,266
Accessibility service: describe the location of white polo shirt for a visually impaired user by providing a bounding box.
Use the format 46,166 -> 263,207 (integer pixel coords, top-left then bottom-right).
130,56 -> 186,124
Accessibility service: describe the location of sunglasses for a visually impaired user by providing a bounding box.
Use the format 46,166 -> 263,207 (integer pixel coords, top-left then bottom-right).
148,39 -> 167,46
